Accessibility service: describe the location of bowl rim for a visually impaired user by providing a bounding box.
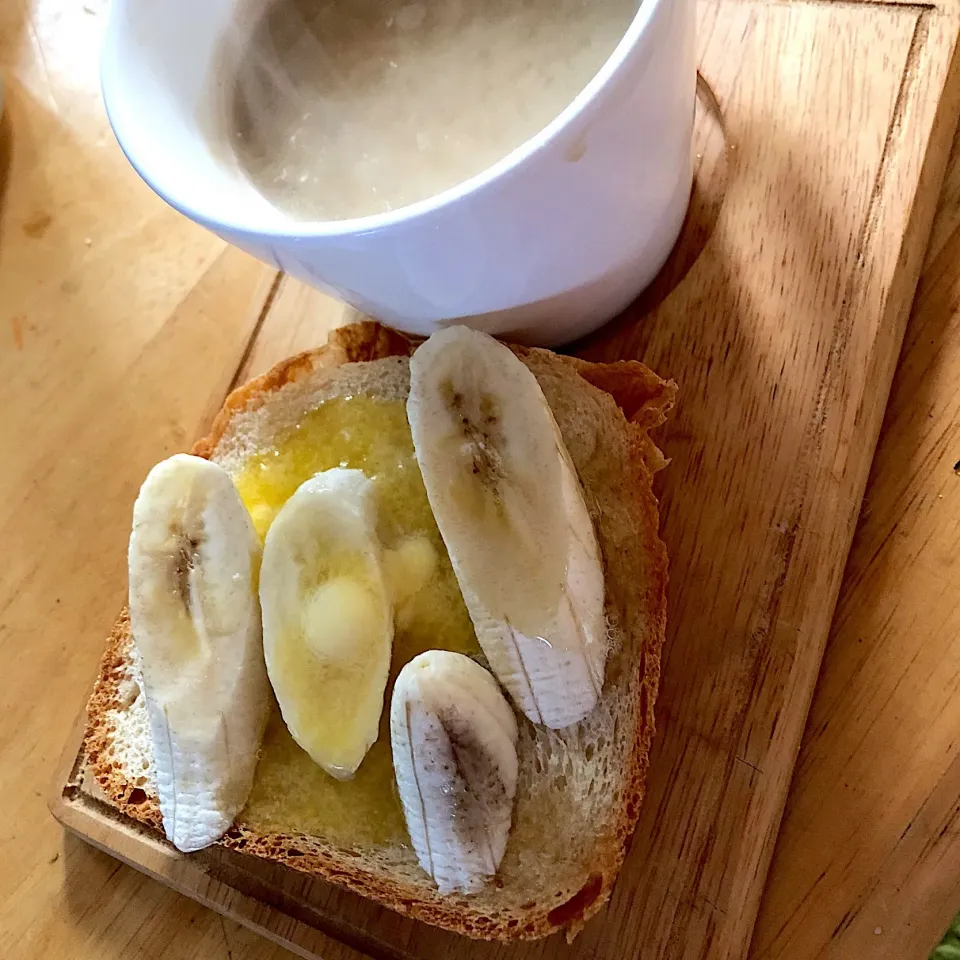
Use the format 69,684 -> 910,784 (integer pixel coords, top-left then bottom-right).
101,0 -> 667,239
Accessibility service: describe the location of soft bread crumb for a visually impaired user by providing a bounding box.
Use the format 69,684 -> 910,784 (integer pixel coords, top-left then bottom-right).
215,358 -> 411,478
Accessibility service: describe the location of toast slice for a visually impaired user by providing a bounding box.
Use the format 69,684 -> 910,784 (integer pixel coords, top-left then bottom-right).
82,321 -> 675,941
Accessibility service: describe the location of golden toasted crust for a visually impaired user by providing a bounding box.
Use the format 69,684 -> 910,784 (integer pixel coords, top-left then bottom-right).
83,613 -> 164,831
84,321 -> 675,942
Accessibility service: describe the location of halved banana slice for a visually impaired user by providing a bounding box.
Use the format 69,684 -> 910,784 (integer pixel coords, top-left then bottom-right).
466,438 -> 607,728
407,325 -> 566,637
128,454 -> 269,853
391,650 -> 518,894
260,467 -> 392,779
408,327 -> 608,729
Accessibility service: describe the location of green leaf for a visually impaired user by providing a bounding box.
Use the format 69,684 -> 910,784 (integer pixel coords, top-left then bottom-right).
932,943 -> 960,960
931,915 -> 960,960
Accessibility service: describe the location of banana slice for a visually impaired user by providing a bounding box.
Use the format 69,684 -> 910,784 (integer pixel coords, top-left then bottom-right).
260,468 -> 393,779
407,326 -> 566,636
128,454 -> 269,853
391,651 -> 518,894
407,327 -> 608,729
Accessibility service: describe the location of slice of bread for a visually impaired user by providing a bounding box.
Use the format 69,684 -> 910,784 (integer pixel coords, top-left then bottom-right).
83,321 -> 675,942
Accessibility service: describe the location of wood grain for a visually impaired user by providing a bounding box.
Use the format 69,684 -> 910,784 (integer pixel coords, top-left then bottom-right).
751,118 -> 960,960
46,1 -> 960,960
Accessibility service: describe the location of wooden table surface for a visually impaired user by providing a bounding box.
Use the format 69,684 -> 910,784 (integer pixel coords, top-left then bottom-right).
3,3 -> 960,960
749,104 -> 960,960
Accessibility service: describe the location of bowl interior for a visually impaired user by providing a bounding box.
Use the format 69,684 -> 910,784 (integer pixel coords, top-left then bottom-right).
102,0 -> 291,227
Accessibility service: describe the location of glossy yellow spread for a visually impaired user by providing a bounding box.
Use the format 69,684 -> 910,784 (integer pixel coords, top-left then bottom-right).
233,396 -> 478,846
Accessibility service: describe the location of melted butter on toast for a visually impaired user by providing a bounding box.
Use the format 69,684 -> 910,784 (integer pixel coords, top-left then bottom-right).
233,396 -> 478,846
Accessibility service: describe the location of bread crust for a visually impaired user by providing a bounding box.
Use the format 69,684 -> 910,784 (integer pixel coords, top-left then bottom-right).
83,321 -> 675,942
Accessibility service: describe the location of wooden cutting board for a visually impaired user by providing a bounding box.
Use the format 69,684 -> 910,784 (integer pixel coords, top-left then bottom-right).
51,0 -> 960,958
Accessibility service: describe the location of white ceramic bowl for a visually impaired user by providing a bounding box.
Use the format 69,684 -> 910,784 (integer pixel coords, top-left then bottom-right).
101,0 -> 695,346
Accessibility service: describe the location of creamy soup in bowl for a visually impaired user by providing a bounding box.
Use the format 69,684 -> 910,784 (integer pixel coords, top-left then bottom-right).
223,0 -> 639,221
101,0 -> 695,344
